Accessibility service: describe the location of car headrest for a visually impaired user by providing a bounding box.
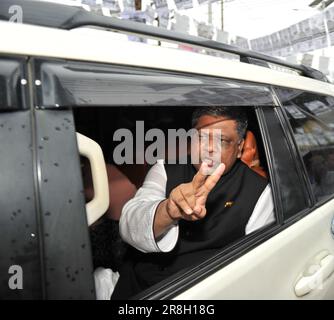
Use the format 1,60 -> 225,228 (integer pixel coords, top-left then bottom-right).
241,130 -> 267,179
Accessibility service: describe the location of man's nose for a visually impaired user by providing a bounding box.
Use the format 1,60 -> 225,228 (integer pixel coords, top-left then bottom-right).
208,136 -> 214,154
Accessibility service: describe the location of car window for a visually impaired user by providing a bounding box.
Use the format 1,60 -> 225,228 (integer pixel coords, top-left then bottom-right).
74,104 -> 279,299
40,58 -> 280,299
275,88 -> 334,203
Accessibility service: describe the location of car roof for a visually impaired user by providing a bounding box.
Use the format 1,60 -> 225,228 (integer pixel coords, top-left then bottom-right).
1,1 -> 334,98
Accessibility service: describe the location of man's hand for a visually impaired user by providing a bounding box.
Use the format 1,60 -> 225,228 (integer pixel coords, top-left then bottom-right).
166,162 -> 225,221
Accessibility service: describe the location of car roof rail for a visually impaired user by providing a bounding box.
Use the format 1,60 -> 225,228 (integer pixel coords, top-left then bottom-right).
0,0 -> 329,83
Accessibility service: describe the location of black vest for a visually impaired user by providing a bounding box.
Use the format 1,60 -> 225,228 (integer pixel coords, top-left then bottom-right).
164,160 -> 267,255
113,160 -> 268,298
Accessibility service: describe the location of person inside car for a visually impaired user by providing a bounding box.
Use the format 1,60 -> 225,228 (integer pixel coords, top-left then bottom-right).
81,158 -> 136,271
109,106 -> 275,299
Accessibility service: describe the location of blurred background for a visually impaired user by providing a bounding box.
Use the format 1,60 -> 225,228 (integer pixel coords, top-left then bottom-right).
38,0 -> 334,81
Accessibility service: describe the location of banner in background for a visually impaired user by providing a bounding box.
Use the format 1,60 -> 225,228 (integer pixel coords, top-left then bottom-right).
251,7 -> 334,56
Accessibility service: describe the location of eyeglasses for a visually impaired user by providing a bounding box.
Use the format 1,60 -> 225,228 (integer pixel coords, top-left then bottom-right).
198,133 -> 241,150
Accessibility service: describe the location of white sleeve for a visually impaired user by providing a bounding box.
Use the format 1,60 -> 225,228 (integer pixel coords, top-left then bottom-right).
119,159 -> 179,253
245,184 -> 275,235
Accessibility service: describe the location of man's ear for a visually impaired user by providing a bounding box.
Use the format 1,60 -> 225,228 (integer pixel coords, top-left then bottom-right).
237,139 -> 245,158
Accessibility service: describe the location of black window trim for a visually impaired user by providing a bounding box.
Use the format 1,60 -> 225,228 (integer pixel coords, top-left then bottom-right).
32,57 -> 276,109
255,106 -> 284,225
27,57 -> 48,299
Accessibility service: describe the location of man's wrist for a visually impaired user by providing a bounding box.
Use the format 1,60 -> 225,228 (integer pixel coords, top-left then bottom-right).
165,199 -> 180,222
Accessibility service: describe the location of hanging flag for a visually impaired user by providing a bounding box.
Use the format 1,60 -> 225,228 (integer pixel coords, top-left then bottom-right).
325,6 -> 334,46
158,10 -> 170,29
171,12 -> 190,34
216,30 -> 229,44
285,55 -> 298,64
235,36 -> 249,49
197,22 -> 214,39
153,0 -> 169,28
81,0 -> 97,5
153,0 -> 168,11
301,53 -> 313,67
174,0 -> 194,10
319,56 -> 330,75
102,0 -> 121,12
325,6 -> 334,33
120,0 -> 135,13
269,33 -> 280,50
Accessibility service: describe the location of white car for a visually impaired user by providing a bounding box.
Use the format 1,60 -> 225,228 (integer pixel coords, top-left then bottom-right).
0,0 -> 334,300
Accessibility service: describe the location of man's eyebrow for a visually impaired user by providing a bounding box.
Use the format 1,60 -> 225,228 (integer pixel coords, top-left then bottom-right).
198,131 -> 231,139
195,118 -> 231,130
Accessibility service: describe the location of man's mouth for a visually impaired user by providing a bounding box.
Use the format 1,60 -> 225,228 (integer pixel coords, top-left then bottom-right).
203,158 -> 215,168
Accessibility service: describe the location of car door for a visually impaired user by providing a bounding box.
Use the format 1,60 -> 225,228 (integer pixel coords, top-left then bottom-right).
0,55 -> 97,299
33,57 -> 286,300
173,94 -> 334,300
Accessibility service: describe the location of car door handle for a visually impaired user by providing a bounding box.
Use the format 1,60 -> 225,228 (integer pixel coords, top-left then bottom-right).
295,254 -> 334,297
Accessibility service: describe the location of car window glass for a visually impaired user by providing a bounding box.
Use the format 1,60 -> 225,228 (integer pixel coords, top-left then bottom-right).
276,88 -> 334,202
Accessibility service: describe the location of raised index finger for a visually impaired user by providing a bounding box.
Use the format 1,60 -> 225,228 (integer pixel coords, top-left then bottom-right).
192,162 -> 208,190
204,163 -> 225,193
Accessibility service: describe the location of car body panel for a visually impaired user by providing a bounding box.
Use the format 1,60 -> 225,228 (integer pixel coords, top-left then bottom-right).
174,199 -> 334,300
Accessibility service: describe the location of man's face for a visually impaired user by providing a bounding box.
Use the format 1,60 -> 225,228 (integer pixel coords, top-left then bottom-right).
192,115 -> 244,174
